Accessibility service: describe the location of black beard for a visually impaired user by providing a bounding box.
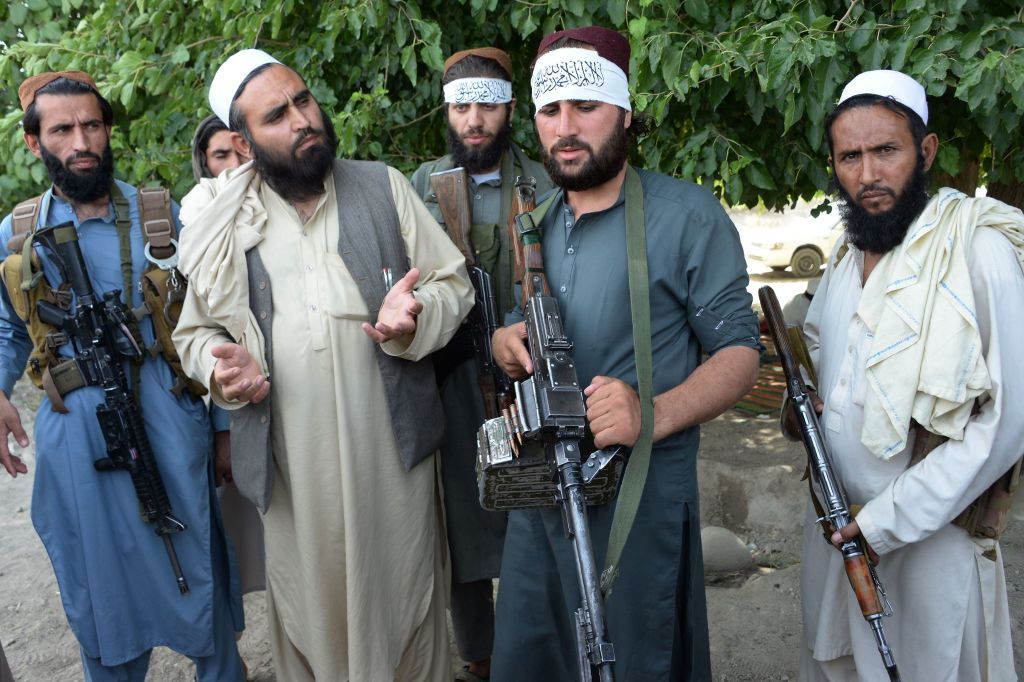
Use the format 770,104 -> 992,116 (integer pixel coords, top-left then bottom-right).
836,161 -> 931,255
40,142 -> 114,203
447,117 -> 511,174
540,116 -> 628,192
250,109 -> 338,203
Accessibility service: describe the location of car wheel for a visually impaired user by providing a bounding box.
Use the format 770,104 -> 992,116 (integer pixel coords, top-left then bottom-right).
790,247 -> 823,278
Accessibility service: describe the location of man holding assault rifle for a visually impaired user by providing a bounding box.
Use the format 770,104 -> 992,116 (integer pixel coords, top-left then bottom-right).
768,70 -> 1024,680
489,26 -> 760,681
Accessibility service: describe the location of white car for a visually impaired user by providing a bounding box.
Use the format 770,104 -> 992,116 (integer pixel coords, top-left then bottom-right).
744,216 -> 844,278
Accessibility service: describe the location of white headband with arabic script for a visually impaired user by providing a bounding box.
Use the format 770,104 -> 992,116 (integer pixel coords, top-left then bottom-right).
530,47 -> 631,114
443,78 -> 513,104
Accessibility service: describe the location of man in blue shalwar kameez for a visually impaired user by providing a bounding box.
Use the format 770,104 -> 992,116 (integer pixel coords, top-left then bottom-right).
0,71 -> 244,682
490,27 -> 761,681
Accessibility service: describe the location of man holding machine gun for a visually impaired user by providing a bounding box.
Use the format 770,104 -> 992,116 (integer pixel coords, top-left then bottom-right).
410,46 -> 551,682
0,71 -> 244,681
797,70 -> 1024,679
490,26 -> 760,680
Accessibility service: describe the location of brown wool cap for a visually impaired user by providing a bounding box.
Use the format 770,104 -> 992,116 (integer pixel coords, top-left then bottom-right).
536,26 -> 630,75
443,48 -> 513,79
18,70 -> 98,111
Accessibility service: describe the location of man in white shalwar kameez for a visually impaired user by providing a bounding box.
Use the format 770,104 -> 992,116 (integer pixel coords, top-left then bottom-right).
797,70 -> 1024,681
172,50 -> 473,681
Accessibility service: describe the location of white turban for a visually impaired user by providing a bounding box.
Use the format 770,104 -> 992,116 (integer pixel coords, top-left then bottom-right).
530,47 -> 630,114
209,49 -> 281,126
838,69 -> 928,125
443,78 -> 513,105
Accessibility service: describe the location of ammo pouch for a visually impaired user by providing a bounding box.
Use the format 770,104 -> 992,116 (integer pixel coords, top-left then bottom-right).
138,266 -> 205,398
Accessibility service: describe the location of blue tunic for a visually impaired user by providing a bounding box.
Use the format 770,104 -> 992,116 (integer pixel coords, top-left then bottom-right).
491,168 -> 760,681
0,182 -> 243,666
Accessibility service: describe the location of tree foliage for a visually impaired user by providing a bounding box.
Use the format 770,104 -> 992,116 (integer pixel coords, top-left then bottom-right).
1,0 -> 1022,217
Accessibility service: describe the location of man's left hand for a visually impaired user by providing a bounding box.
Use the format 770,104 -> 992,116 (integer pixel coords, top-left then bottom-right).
362,267 -> 422,343
831,520 -> 881,565
584,376 -> 641,449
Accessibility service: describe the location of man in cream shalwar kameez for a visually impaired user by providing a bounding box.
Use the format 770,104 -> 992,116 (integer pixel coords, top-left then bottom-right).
798,70 -> 1024,681
172,50 -> 473,681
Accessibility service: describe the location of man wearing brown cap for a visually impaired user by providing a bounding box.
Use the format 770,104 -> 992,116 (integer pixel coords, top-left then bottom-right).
0,72 -> 244,681
409,46 -> 551,682
173,50 -> 473,681
489,27 -> 760,680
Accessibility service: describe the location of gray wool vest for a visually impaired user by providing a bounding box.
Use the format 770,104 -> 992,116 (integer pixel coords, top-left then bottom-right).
229,159 -> 445,513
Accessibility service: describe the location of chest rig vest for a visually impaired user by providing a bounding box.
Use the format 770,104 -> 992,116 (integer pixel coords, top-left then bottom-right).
0,185 -> 205,411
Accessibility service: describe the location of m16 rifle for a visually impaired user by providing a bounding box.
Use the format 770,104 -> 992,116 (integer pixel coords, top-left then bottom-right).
34,222 -> 190,595
759,285 -> 900,681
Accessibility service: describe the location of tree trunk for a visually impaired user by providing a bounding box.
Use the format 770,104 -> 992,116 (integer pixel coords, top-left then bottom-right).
987,180 -> 1024,210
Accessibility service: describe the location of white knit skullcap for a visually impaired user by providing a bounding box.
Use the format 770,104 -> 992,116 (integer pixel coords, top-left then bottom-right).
838,69 -> 928,125
209,49 -> 281,126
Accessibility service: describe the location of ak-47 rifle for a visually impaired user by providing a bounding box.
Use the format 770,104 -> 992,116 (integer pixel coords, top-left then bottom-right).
759,285 -> 900,681
490,192 -> 618,682
430,167 -> 514,418
34,223 -> 190,595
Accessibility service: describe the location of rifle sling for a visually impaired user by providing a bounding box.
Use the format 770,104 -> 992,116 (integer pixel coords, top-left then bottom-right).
600,166 -> 654,595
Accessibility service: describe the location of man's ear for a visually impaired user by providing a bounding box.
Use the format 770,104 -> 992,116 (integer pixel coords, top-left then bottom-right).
623,109 -> 632,129
24,133 -> 42,160
920,132 -> 939,172
231,131 -> 252,158
508,98 -> 516,124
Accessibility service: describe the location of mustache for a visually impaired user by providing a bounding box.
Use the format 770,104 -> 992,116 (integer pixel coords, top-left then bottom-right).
550,136 -> 593,154
292,127 -> 322,153
64,151 -> 102,167
461,126 -> 492,140
857,184 -> 896,200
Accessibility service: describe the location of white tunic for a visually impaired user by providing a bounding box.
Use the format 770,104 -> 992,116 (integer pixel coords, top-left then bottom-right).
800,227 -> 1024,681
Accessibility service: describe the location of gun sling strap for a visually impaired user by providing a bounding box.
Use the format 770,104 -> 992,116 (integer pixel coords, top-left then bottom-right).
521,166 -> 654,595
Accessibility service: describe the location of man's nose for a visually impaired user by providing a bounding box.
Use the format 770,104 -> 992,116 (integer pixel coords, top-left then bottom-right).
70,125 -> 90,152
288,105 -> 313,130
555,107 -> 578,138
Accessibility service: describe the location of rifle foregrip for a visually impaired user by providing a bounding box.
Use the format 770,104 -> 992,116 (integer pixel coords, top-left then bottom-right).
845,553 -> 883,617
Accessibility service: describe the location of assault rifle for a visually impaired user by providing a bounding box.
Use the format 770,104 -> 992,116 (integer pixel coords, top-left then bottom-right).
34,223 -> 190,595
430,167 -> 514,418
759,285 -> 900,681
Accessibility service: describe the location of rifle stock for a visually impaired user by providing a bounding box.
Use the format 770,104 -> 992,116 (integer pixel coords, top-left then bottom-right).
430,168 -> 474,266
759,285 -> 900,681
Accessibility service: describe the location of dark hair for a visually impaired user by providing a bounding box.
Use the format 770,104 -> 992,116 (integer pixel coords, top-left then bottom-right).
227,61 -> 278,142
825,94 -> 928,158
534,37 -> 649,139
23,77 -> 113,136
442,54 -> 511,85
191,113 -> 229,180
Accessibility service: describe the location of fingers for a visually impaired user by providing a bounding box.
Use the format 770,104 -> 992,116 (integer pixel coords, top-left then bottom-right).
584,376 -> 641,448
221,374 -> 269,403
830,520 -> 860,547
211,343 -> 250,368
361,322 -> 387,344
1,451 -> 28,478
492,323 -> 531,377
396,267 -> 421,293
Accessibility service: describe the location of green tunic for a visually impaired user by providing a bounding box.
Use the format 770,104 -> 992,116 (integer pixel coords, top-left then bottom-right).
491,168 -> 760,681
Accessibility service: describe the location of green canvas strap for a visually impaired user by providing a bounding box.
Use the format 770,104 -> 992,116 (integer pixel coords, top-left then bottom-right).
109,184 -> 144,402
601,165 -> 654,595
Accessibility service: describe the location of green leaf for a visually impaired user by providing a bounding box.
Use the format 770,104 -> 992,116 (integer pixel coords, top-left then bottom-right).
628,16 -> 648,41
27,0 -> 47,11
606,0 -> 625,25
169,44 -> 190,65
747,161 -> 777,190
959,31 -> 982,59
684,0 -> 709,24
401,44 -> 417,86
10,2 -> 28,24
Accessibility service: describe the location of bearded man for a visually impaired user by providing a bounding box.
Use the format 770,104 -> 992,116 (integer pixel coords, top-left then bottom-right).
0,72 -> 244,681
489,27 -> 761,681
172,49 -> 473,681
409,46 -> 551,682
797,70 -> 1024,680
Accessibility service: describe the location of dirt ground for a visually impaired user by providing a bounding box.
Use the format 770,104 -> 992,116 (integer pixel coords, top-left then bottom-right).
1,251 -> 1020,680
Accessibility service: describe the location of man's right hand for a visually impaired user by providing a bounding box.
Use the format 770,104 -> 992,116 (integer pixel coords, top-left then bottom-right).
782,389 -> 823,439
212,343 -> 270,404
0,390 -> 29,478
492,322 -> 532,378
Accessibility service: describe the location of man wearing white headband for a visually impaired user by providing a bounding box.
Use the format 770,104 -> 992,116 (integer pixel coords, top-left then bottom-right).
795,69 -> 1024,680
409,46 -> 551,682
490,26 -> 761,681
173,48 -> 474,682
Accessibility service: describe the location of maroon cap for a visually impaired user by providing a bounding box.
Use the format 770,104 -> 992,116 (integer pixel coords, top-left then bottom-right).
536,26 -> 630,75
